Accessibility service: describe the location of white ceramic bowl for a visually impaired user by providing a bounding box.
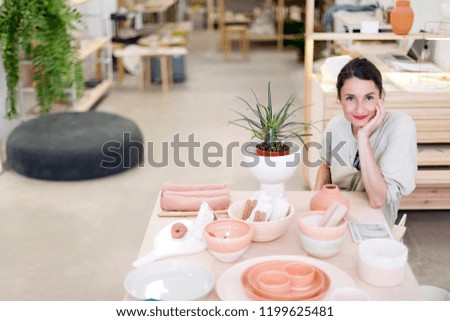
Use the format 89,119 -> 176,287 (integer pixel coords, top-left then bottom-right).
228,200 -> 295,242
124,259 -> 215,300
420,285 -> 450,301
330,287 -> 370,301
358,239 -> 408,287
298,232 -> 345,258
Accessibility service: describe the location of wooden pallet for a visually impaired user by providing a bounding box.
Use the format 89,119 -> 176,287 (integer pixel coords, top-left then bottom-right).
400,145 -> 450,210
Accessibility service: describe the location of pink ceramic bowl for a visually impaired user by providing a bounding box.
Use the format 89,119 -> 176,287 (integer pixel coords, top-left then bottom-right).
203,219 -> 253,262
256,270 -> 291,295
298,211 -> 347,240
282,262 -> 315,290
358,239 -> 408,287
298,232 -> 346,258
228,200 -> 295,242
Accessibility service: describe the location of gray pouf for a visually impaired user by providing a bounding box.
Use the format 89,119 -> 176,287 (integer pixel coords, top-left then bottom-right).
6,111 -> 144,181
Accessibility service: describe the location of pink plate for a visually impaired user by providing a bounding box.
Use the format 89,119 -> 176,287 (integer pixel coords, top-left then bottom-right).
241,260 -> 330,301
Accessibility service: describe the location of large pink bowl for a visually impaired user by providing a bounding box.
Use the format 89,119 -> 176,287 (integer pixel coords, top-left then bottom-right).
297,211 -> 347,241
228,200 -> 295,242
203,219 -> 253,253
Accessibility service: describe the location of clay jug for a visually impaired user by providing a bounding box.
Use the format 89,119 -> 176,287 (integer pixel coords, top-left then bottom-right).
390,1 -> 414,35
310,184 -> 350,211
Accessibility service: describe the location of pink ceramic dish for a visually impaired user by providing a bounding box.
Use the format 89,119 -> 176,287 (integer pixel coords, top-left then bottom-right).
203,219 -> 253,254
242,260 -> 329,301
228,200 -> 295,242
298,211 -> 347,240
256,270 -> 291,295
282,262 -> 315,291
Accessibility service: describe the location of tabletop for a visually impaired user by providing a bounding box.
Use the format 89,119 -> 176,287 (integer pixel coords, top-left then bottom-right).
124,191 -> 422,301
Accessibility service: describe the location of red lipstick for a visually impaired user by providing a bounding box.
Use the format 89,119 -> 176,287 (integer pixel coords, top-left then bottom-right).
354,115 -> 367,120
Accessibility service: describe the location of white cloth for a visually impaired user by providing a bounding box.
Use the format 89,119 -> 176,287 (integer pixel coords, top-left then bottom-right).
320,111 -> 417,226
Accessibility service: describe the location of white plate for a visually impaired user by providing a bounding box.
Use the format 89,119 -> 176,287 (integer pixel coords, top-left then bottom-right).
125,259 -> 215,301
216,255 -> 355,301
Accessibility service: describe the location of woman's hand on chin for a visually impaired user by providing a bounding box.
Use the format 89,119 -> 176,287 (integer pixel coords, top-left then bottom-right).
357,100 -> 386,141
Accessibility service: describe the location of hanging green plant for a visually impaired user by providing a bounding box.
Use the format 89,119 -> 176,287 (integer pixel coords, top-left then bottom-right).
0,0 -> 84,119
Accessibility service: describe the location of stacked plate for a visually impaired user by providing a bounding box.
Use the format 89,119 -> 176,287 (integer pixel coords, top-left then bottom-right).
241,260 -> 330,301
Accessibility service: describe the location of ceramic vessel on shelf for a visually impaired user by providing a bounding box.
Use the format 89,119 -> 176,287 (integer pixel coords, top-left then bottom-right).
390,1 -> 414,35
242,142 -> 301,199
227,200 -> 295,242
203,219 -> 253,263
310,184 -> 349,211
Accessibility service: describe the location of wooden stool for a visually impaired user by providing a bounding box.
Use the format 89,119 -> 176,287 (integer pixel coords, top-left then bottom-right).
112,43 -> 125,84
223,25 -> 249,60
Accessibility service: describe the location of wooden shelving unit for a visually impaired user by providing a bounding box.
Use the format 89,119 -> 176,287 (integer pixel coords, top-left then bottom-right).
67,0 -> 90,6
19,0 -> 113,116
302,0 -> 450,210
74,79 -> 112,112
78,36 -> 111,60
218,0 -> 298,49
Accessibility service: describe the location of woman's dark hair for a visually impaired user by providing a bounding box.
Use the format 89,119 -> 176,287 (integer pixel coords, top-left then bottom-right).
336,57 -> 383,100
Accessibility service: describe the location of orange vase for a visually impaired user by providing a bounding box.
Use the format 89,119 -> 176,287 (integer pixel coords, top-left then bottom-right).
390,1 -> 414,35
310,184 -> 350,211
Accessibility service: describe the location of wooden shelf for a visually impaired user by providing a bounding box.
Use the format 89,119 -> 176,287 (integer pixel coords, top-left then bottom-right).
74,79 -> 111,112
401,187 -> 450,210
308,32 -> 448,41
418,145 -> 450,166
78,36 -> 111,60
218,0 -> 289,49
26,80 -> 111,114
67,0 -> 89,6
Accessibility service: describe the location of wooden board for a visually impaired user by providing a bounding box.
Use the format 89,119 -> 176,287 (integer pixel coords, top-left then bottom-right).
400,187 -> 450,210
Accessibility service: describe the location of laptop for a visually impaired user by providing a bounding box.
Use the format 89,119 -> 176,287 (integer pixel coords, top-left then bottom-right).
377,39 -> 427,63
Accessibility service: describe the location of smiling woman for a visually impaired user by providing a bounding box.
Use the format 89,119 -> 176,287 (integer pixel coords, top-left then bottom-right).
314,58 -> 418,227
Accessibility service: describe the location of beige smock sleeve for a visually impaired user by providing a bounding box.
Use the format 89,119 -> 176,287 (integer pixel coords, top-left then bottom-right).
378,113 -> 417,204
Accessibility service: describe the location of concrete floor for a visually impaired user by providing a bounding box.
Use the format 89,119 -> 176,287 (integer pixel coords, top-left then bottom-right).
0,29 -> 448,300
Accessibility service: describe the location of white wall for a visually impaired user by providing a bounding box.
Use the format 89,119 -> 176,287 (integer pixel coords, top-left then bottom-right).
0,0 -> 6,160
410,0 -> 450,71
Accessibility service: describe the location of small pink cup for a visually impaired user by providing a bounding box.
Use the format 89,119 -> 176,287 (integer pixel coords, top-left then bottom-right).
282,263 -> 315,291
256,270 -> 291,295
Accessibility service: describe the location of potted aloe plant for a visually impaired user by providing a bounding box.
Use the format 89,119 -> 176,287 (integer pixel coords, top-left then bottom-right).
229,82 -> 312,157
228,82 -> 313,198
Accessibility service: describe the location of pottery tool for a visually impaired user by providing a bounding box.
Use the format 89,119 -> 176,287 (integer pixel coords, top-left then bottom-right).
324,203 -> 348,228
319,201 -> 340,227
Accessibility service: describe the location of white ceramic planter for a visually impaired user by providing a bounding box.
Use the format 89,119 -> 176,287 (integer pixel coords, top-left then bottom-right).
242,142 -> 302,199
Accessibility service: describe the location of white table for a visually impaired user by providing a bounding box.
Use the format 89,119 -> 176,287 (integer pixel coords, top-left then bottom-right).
125,191 -> 423,301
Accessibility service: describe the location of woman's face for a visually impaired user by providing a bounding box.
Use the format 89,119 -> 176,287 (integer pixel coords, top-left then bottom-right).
338,77 -> 381,132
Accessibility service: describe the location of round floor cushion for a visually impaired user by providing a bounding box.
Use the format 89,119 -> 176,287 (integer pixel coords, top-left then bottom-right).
7,112 -> 144,181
